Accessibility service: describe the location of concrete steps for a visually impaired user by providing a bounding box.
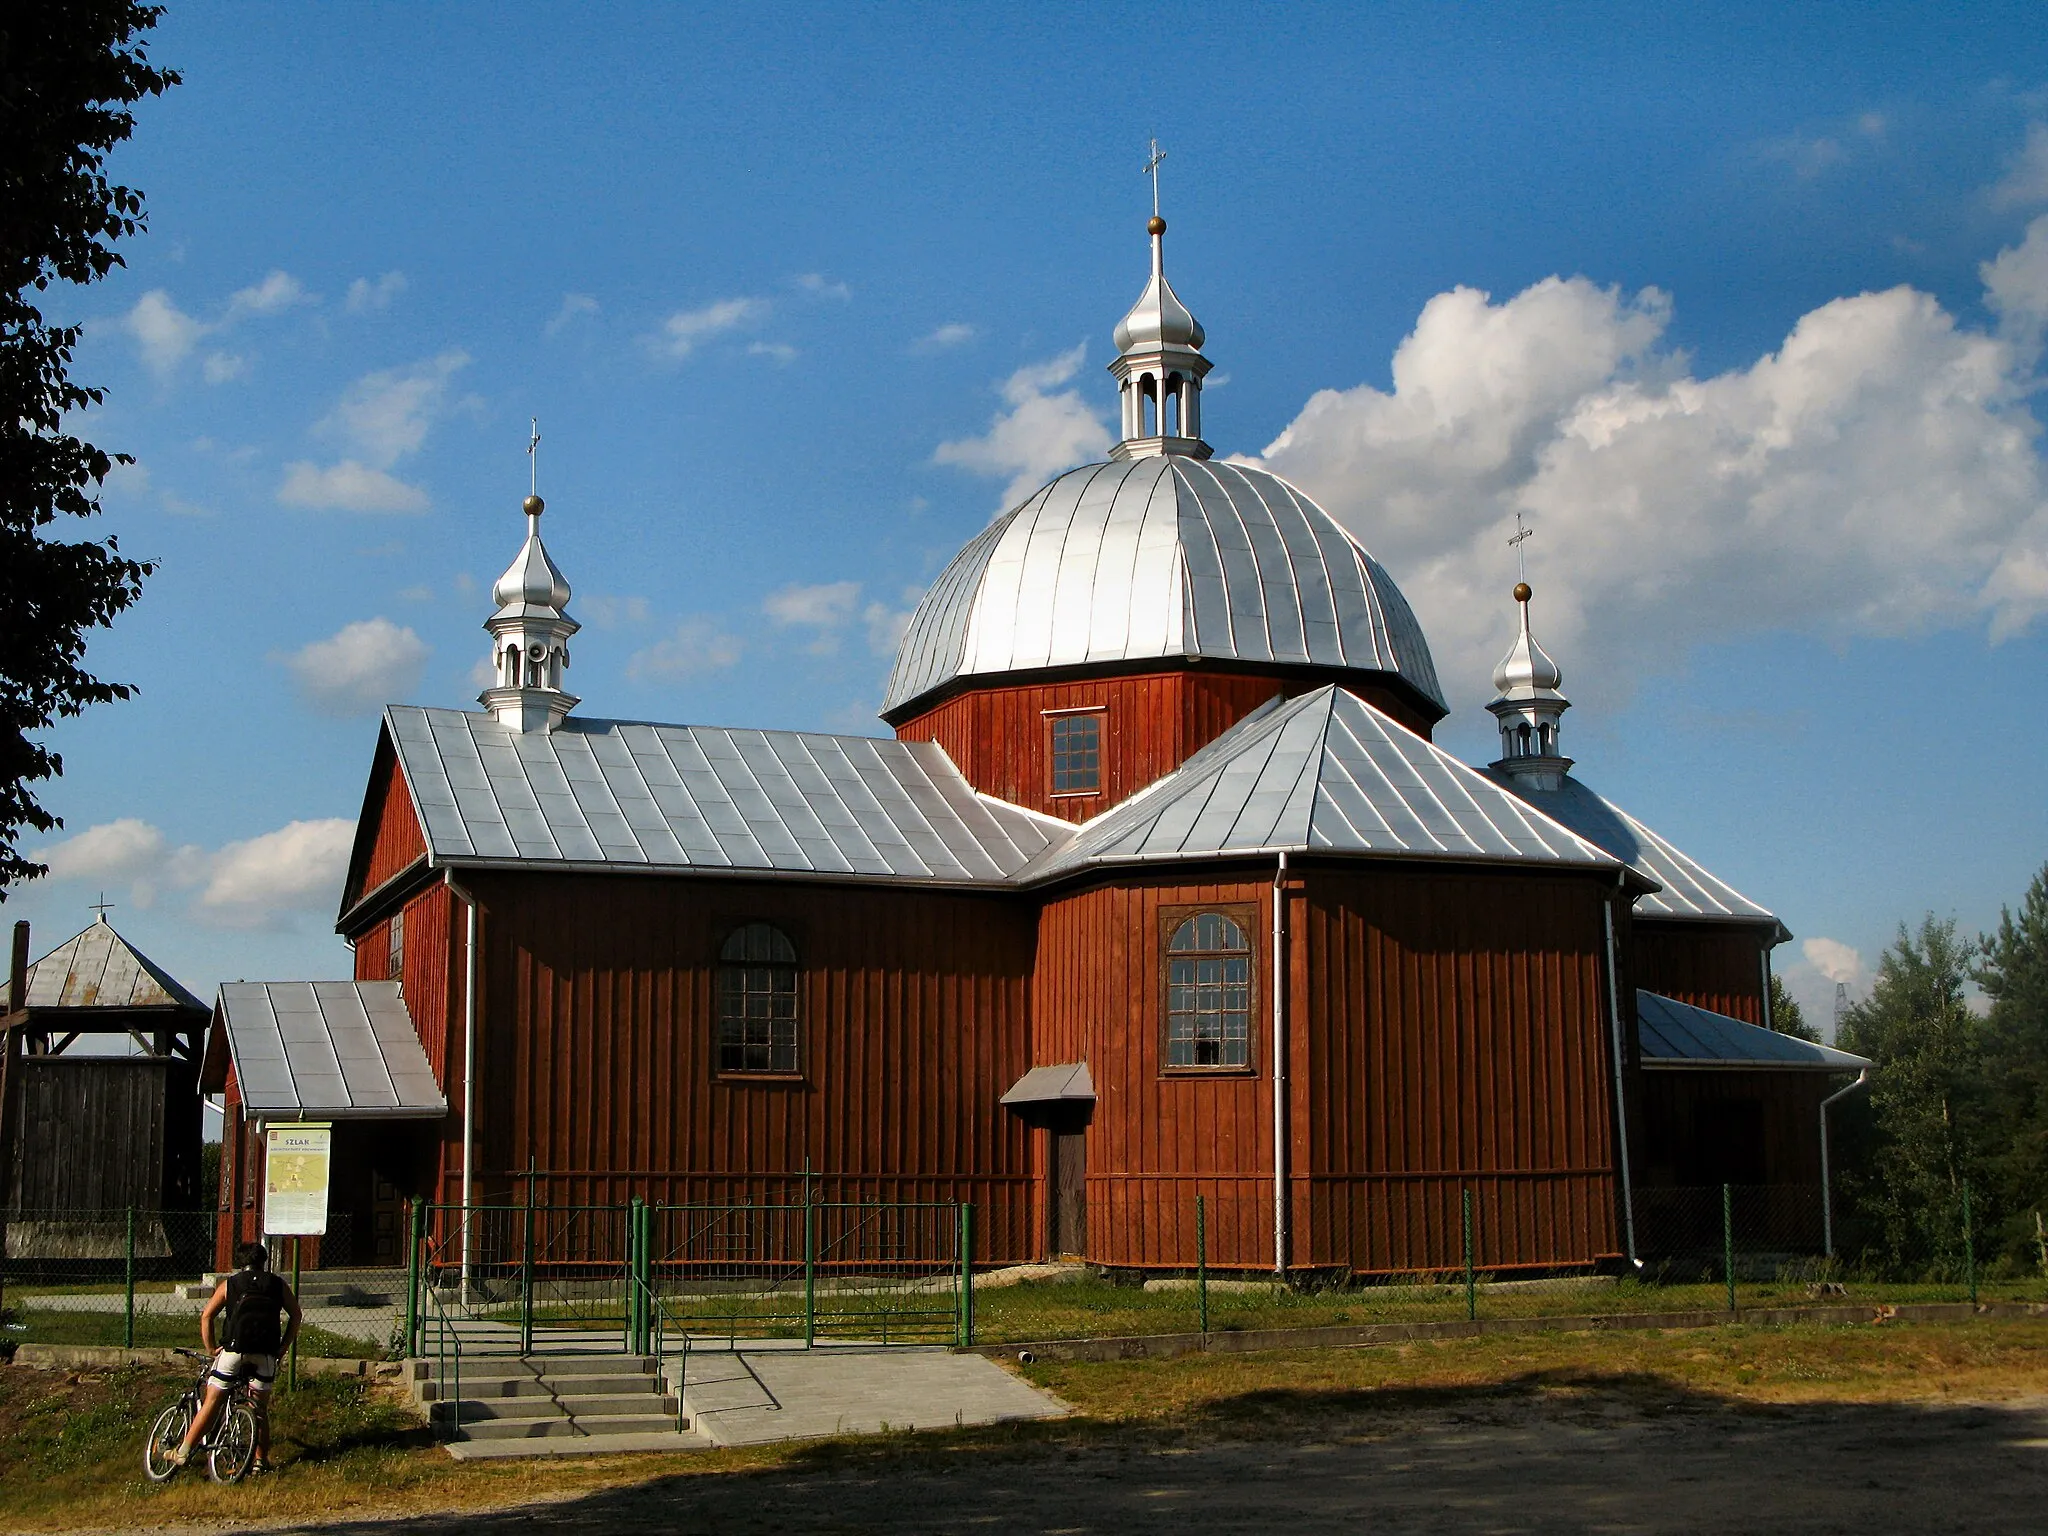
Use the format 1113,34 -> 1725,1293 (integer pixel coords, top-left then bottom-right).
409,1352 -> 707,1457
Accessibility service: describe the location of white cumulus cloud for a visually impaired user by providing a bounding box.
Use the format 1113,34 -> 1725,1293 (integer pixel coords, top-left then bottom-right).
283,617 -> 430,715
764,580 -> 861,627
36,818 -> 169,882
123,290 -> 205,376
1994,121 -> 2048,210
346,271 -> 408,313
546,292 -> 599,336
656,297 -> 767,359
199,819 -> 356,928
912,322 -> 977,354
324,351 -> 469,468
934,343 -> 1112,511
1251,242 -> 2048,711
279,460 -> 429,514
225,269 -> 313,320
628,619 -> 742,679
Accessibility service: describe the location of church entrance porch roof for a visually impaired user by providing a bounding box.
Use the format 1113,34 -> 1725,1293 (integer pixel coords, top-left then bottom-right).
201,980 -> 446,1121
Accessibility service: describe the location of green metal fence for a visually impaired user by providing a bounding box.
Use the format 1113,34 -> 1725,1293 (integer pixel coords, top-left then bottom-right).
411,1194 -> 970,1355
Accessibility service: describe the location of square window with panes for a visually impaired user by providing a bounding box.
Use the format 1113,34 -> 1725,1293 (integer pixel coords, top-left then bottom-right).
1048,711 -> 1103,796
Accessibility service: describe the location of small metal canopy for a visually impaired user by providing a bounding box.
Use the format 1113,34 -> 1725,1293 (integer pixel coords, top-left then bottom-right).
1636,990 -> 1870,1072
1000,1062 -> 1096,1107
201,981 -> 446,1121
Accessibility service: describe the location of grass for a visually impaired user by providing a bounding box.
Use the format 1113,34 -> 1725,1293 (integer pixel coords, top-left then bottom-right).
968,1271 -> 2048,1342
2,1316 -> 2045,1531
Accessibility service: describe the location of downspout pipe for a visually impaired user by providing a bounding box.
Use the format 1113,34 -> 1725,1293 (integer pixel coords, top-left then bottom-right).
1273,850 -> 1288,1277
445,875 -> 480,1293
1819,1069 -> 1869,1259
1601,875 -> 1640,1266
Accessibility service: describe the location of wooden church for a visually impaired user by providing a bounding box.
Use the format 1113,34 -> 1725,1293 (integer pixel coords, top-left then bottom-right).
206,211 -> 1866,1274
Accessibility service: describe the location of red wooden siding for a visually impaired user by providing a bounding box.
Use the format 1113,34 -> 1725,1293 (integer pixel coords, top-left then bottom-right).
1632,920 -> 1774,1026
458,872 -> 1042,1262
1032,872 -> 1277,1268
358,759 -> 427,898
352,881 -> 458,1083
895,666 -> 1434,822
1298,865 -> 1621,1274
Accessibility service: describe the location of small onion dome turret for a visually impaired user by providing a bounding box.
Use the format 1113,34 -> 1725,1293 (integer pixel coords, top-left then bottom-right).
1487,582 -> 1571,791
1113,216 -> 1206,352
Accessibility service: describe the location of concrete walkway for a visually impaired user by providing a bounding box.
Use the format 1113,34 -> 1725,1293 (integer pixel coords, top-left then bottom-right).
672,1344 -> 1066,1447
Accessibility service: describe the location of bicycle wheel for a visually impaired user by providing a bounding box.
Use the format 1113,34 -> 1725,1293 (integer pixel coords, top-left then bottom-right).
208,1404 -> 257,1484
144,1402 -> 190,1482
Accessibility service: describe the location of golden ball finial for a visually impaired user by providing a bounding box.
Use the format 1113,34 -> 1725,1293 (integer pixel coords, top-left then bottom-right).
1513,581 -> 1532,604
523,494 -> 545,517
1148,215 -> 1166,237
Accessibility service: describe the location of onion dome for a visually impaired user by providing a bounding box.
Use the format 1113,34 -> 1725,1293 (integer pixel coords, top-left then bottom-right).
480,493 -> 579,734
493,493 -> 573,611
1113,216 -> 1206,353
882,456 -> 1445,722
1487,582 -> 1571,790
1492,581 -> 1563,695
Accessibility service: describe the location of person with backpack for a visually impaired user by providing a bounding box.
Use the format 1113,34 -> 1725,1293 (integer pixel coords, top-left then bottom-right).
172,1241 -> 303,1474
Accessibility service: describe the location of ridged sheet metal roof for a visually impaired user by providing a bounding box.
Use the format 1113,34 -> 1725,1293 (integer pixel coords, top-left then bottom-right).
205,981 -> 446,1120
1637,990 -> 1867,1071
378,706 -> 1064,889
1483,770 -> 1785,934
1022,687 -> 1628,880
22,919 -> 207,1013
882,457 -> 1444,718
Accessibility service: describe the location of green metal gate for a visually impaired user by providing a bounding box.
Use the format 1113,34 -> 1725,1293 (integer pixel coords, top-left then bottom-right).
408,1195 -> 970,1357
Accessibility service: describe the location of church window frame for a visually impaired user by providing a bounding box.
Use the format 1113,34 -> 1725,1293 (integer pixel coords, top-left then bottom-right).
387,908 -> 405,983
1045,706 -> 1106,799
716,922 -> 803,1078
1159,904 -> 1258,1074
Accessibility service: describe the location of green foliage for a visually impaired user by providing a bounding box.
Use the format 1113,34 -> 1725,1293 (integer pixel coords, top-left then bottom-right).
1975,863 -> 2048,1266
1834,916 -> 1987,1272
1767,972 -> 1820,1042
0,3 -> 177,893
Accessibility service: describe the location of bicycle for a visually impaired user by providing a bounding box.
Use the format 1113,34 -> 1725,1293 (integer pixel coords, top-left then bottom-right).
143,1349 -> 259,1484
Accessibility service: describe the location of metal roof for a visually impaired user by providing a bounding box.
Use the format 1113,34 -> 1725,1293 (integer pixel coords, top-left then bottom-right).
999,1061 -> 1097,1106
1637,990 -> 1868,1072
203,981 -> 447,1120
881,457 -> 1445,719
1482,769 -> 1786,935
1022,686 -> 1633,881
21,917 -> 207,1013
372,706 -> 1065,897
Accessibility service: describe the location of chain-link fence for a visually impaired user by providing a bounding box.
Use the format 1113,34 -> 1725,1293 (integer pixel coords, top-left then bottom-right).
966,1183 -> 2048,1344
1,1208 -> 390,1361
7,1184 -> 2040,1362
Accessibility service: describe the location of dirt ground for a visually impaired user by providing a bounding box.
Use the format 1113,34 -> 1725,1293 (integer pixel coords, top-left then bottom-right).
107,1385 -> 2048,1535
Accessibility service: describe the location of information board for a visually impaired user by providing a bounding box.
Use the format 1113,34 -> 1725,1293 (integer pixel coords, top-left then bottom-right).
263,1122 -> 332,1237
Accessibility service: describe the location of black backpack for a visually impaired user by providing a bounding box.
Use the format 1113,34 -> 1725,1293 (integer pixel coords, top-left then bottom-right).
223,1270 -> 286,1353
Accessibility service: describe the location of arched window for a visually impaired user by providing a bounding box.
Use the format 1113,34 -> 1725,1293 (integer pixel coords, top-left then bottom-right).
717,923 -> 799,1074
1165,911 -> 1252,1069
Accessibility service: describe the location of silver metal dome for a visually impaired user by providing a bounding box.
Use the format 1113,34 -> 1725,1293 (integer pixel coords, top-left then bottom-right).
882,457 -> 1446,719
493,529 -> 572,610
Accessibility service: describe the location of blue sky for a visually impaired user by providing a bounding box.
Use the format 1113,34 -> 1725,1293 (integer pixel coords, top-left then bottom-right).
17,1 -> 2048,1043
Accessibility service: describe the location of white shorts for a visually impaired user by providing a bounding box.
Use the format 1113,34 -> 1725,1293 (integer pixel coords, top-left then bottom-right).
209,1350 -> 279,1397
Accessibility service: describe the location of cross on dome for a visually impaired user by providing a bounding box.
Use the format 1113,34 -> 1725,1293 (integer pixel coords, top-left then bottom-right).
1109,143 -> 1213,461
